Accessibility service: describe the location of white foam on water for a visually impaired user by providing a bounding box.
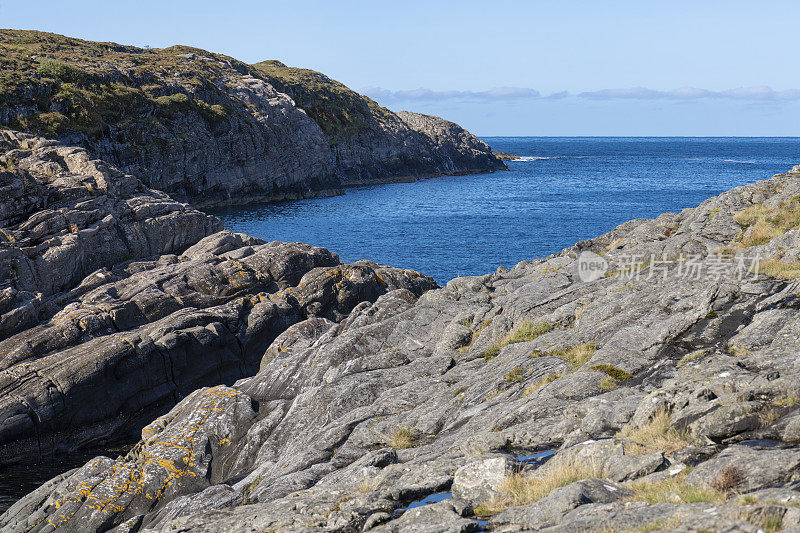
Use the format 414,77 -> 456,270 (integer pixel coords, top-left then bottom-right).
724,159 -> 757,164
512,155 -> 597,162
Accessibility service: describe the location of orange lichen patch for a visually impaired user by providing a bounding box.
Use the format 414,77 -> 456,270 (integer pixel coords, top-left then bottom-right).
31,386 -> 246,531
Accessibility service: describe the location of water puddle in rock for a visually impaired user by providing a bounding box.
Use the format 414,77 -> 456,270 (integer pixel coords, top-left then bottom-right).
392,492 -> 453,517
737,439 -> 786,449
0,445 -> 132,513
515,449 -> 555,464
473,518 -> 489,531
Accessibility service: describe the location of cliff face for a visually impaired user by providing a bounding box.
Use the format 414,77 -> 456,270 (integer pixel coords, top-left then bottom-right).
0,31 -> 505,206
253,61 -> 506,184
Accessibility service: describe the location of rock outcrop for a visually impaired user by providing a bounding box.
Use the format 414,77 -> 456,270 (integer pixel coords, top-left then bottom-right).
0,30 -> 506,206
0,130 -> 437,468
5,163 -> 800,531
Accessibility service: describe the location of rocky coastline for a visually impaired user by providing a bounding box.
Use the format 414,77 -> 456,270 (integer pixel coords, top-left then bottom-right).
0,30 -> 507,207
492,151 -> 521,161
1,122 -> 799,531
1,29 -> 800,533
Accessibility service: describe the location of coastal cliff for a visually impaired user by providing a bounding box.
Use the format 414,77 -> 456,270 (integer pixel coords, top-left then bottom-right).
1,125 -> 800,531
0,30 -> 506,206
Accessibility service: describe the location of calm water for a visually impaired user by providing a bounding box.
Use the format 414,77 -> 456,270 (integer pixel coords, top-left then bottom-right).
212,137 -> 799,283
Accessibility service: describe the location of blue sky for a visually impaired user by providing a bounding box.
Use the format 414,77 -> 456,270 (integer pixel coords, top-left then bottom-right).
3,0 -> 799,135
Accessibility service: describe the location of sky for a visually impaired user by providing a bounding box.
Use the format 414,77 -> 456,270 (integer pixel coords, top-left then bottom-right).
2,0 -> 799,136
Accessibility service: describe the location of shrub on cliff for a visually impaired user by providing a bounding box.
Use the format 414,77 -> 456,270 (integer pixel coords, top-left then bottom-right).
37,59 -> 89,85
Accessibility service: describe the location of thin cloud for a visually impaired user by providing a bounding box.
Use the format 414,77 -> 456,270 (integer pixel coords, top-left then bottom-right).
362,86 -> 540,102
363,85 -> 800,103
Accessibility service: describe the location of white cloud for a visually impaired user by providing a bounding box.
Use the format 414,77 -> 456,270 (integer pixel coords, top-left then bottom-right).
363,85 -> 800,103
362,86 -> 540,102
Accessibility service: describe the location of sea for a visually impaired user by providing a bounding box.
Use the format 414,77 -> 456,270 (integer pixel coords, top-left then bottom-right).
212,137 -> 800,283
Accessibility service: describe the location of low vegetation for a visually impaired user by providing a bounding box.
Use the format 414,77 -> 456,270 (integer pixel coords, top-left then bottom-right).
481,321 -> 552,361
732,204 -> 771,227
37,58 -> 90,84
475,458 -> 609,515
677,349 -> 708,367
626,470 -> 727,504
504,366 -> 526,384
253,59 -> 391,140
457,320 -> 491,356
507,321 -> 553,343
731,198 -> 800,248
599,376 -> 619,391
0,30 -> 246,141
727,342 -> 750,357
542,343 -> 598,369
618,407 -> 697,455
773,395 -> 799,407
358,478 -> 378,493
592,364 -> 633,390
752,258 -> 800,280
388,427 -> 418,450
522,374 -> 561,396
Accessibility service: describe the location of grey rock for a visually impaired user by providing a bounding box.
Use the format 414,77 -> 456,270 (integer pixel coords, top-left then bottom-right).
370,500 -> 480,533
540,439 -> 663,483
686,444 -> 800,492
451,453 -> 520,505
490,478 -> 633,530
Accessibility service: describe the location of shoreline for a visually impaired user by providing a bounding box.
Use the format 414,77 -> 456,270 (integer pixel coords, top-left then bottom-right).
200,167 -> 506,210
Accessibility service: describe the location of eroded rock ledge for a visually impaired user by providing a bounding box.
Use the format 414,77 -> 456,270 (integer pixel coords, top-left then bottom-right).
3,154 -> 800,531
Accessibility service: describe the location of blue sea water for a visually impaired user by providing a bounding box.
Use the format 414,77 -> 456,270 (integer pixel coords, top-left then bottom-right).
212,137 -> 800,283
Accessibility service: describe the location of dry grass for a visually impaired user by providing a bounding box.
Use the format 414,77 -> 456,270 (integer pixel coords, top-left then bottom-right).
522,374 -> 561,396
774,395 -> 799,407
507,321 -> 553,343
733,204 -> 771,227
475,458 -> 609,515
592,364 -> 632,380
742,219 -> 785,246
733,198 -> 800,248
758,407 -> 780,427
715,245 -> 741,257
504,365 -> 526,384
746,515 -> 785,533
358,478 -> 378,493
389,427 -> 417,449
677,349 -> 708,367
593,519 -> 685,533
544,343 -> 598,369
727,342 -> 750,357
752,258 -> 800,280
619,408 -> 697,455
599,376 -> 619,391
711,466 -> 743,494
482,321 -> 552,360
627,470 -> 727,504
457,320 -> 491,355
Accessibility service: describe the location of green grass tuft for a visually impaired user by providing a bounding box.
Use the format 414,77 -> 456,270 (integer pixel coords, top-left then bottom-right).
591,364 -> 632,380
